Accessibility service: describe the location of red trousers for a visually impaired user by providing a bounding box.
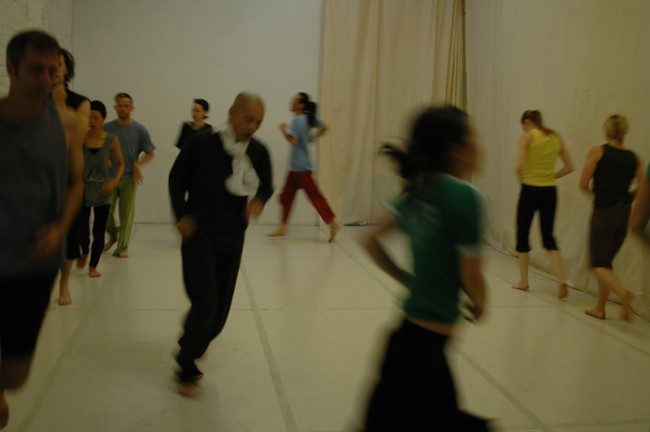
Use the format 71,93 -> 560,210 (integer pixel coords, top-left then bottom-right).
278,171 -> 335,224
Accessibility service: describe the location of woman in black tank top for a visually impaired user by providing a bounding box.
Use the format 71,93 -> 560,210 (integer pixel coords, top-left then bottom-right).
579,115 -> 644,321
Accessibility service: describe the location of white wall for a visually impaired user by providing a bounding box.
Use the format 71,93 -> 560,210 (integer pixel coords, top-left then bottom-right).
0,0 -> 73,93
71,0 -> 324,225
466,0 -> 650,319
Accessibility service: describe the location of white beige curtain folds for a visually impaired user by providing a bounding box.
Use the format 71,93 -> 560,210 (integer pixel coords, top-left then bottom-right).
319,0 -> 467,224
466,0 -> 650,319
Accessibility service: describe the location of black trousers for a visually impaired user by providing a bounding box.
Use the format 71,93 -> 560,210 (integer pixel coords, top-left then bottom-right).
79,205 -> 111,268
0,273 -> 56,357
516,184 -> 558,252
177,233 -> 243,362
364,319 -> 490,432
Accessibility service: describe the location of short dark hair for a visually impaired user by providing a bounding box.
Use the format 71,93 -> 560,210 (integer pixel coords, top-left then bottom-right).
194,98 -> 209,112
115,92 -> 133,103
90,100 -> 107,119
6,30 -> 60,71
59,48 -> 75,87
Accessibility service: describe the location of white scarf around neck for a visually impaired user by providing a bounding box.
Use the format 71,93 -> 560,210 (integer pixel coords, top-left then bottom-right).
216,123 -> 260,197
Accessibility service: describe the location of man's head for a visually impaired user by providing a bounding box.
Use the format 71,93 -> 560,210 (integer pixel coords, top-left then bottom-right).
6,30 -> 60,99
114,92 -> 134,121
228,92 -> 265,143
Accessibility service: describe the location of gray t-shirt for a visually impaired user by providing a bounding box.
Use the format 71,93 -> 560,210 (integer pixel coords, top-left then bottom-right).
104,120 -> 155,177
0,97 -> 68,278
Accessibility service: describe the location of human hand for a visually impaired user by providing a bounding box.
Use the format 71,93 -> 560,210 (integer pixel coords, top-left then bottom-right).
101,179 -> 117,194
176,215 -> 197,242
246,198 -> 264,222
133,164 -> 144,185
462,301 -> 485,323
32,223 -> 65,259
279,123 -> 288,132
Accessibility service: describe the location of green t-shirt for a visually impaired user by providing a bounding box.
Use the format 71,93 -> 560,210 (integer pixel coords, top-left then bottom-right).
646,162 -> 650,179
393,174 -> 484,324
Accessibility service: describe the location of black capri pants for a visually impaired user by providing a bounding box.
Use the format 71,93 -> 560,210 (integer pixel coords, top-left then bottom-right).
516,184 -> 558,252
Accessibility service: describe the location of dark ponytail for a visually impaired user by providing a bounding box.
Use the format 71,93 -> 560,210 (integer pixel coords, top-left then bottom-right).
382,105 -> 469,195
299,92 -> 318,127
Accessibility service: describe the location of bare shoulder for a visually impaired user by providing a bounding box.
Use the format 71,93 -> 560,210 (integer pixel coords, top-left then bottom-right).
588,145 -> 604,158
57,105 -> 84,147
56,104 -> 76,128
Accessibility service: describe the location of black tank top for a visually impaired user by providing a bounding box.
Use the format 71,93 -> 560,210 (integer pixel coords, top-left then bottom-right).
592,144 -> 637,209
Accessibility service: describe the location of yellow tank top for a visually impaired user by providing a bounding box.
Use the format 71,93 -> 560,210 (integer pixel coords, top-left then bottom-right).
521,128 -> 561,186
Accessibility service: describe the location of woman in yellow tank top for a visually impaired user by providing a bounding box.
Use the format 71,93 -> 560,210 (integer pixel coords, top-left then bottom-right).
513,110 -> 574,298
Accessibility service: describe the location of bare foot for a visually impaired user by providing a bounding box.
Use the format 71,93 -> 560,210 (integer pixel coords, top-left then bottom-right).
621,291 -> 635,322
58,285 -> 72,306
103,241 -> 115,253
267,225 -> 287,238
328,221 -> 340,243
511,283 -> 529,291
176,380 -> 201,398
558,282 -> 569,299
89,267 -> 101,278
585,308 -> 606,320
77,254 -> 88,269
1,391 -> 9,429
113,251 -> 128,258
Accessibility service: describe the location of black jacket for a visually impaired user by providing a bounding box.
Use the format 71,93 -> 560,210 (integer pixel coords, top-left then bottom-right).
169,131 -> 273,252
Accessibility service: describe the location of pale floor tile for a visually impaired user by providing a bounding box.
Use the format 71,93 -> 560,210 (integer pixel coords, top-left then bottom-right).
3,224 -> 650,432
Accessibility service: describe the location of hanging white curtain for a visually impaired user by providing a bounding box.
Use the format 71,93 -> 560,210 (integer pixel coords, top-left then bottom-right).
319,0 -> 466,224
466,0 -> 650,319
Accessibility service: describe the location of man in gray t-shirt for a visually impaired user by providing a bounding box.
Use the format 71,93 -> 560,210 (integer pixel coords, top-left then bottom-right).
0,30 -> 84,430
103,92 -> 155,258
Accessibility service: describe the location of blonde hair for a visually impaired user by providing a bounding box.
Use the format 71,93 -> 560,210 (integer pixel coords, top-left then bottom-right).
603,115 -> 628,141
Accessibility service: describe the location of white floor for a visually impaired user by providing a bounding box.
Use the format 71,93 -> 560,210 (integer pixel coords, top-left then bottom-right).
3,224 -> 650,432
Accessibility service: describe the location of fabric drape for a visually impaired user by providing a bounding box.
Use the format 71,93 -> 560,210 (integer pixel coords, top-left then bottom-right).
320,0 -> 466,224
466,0 -> 650,319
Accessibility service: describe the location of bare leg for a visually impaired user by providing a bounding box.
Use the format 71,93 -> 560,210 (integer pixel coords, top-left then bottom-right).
548,250 -> 568,298
512,252 -> 530,290
592,267 -> 634,321
267,223 -> 287,238
76,254 -> 88,269
585,279 -> 609,320
0,391 -> 7,429
103,240 -> 115,253
328,220 -> 341,243
0,355 -> 34,428
58,259 -> 73,306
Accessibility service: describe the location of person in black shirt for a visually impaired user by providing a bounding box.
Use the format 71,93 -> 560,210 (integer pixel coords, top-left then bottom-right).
175,98 -> 212,149
579,114 -> 644,321
169,92 -> 273,396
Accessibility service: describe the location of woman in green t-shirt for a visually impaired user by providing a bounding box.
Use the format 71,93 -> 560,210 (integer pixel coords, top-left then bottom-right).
360,106 -> 490,431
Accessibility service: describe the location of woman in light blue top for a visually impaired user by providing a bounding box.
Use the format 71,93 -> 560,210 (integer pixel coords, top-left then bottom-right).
268,92 -> 340,241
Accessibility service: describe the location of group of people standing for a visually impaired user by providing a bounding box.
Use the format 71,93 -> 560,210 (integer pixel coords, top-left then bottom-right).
2,28 -> 650,431
512,110 -> 645,321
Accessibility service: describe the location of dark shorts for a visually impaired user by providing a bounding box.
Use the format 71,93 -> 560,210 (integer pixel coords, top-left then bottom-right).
589,203 -> 630,268
0,274 -> 55,358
